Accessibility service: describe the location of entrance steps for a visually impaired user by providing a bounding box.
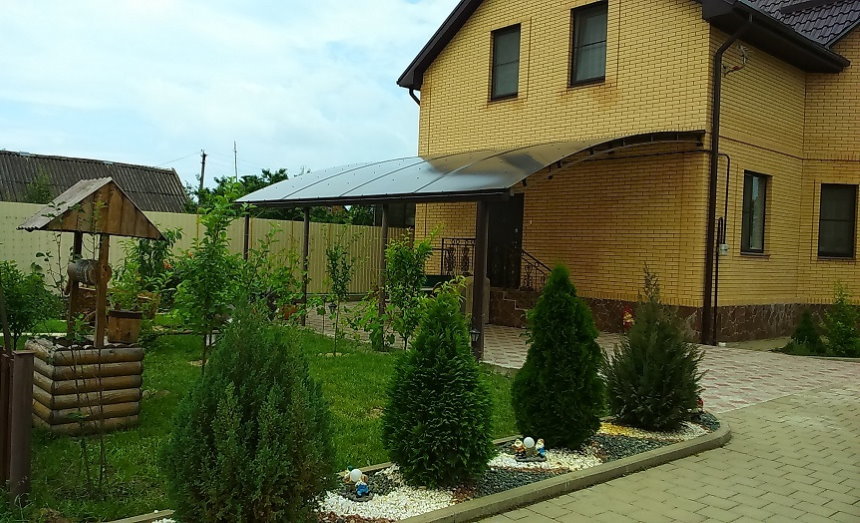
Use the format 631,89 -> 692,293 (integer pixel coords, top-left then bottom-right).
489,287 -> 540,328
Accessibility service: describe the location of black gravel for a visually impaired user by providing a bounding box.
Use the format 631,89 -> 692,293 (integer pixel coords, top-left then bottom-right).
590,434 -> 670,461
696,412 -> 720,432
475,468 -> 563,497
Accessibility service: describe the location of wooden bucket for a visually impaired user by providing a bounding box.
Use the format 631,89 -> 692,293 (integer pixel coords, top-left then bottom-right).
107,310 -> 143,344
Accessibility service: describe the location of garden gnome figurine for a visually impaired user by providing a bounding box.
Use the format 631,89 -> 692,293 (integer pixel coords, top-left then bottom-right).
536,438 -> 546,458
355,474 -> 370,498
511,439 -> 526,459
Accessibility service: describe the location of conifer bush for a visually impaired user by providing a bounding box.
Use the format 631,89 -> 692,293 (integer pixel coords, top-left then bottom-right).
603,270 -> 704,431
381,286 -> 494,488
162,305 -> 335,522
783,309 -> 824,355
823,285 -> 860,357
511,265 -> 604,449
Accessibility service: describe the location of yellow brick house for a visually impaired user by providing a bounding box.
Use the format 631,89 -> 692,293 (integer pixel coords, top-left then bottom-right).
394,0 -> 860,343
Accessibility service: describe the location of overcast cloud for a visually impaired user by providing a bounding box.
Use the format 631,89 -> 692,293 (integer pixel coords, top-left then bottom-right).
0,0 -> 457,187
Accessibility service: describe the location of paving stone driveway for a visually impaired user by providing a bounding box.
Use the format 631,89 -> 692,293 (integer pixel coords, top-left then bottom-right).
483,383 -> 860,523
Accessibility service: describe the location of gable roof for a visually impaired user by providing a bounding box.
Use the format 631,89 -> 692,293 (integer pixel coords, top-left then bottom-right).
0,150 -> 188,213
398,0 -> 857,90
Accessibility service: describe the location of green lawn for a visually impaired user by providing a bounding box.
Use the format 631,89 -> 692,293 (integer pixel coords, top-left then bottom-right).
11,330 -> 516,521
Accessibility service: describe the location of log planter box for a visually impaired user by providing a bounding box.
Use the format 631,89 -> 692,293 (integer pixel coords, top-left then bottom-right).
27,337 -> 144,435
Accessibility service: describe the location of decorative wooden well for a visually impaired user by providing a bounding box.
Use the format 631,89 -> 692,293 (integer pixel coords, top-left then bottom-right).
18,178 -> 163,435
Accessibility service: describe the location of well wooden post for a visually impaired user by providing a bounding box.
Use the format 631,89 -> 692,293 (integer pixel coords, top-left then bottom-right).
301,208 -> 310,326
93,234 -> 111,349
471,201 -> 489,360
67,232 -> 83,337
378,204 -> 389,317
7,350 -> 34,500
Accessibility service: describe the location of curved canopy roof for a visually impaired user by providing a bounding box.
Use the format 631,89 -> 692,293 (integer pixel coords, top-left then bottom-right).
238,131 -> 704,208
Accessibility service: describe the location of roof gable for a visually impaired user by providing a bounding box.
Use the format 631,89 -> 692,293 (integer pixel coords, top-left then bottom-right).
0,150 -> 188,213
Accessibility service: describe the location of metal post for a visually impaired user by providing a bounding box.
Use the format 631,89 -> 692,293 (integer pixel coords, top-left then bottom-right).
94,234 -> 111,348
471,201 -> 489,360
242,214 -> 251,260
301,208 -> 310,327
0,354 -> 10,489
378,204 -> 389,317
7,350 -> 34,501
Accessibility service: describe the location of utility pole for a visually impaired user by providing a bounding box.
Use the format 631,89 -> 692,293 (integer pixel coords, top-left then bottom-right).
197,149 -> 207,203
233,140 -> 238,180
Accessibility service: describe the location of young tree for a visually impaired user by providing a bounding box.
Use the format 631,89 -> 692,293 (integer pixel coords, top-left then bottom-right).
603,269 -> 704,430
163,305 -> 335,522
0,261 -> 59,348
381,285 -> 494,487
823,284 -> 860,357
511,265 -> 603,449
325,238 -> 354,355
785,309 -> 824,355
385,236 -> 433,350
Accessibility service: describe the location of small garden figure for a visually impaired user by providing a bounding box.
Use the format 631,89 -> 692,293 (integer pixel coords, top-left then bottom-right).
341,468 -> 372,502
513,437 -> 547,462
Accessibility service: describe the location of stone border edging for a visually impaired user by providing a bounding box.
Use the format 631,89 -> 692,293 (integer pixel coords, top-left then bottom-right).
811,355 -> 860,363
107,509 -> 174,523
400,421 -> 732,523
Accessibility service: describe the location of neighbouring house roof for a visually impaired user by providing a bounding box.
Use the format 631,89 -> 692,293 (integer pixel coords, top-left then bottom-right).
397,0 -> 856,90
238,131 -> 704,208
0,150 -> 188,213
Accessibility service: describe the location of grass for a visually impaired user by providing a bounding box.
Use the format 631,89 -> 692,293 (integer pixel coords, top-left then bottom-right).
8,329 -> 517,522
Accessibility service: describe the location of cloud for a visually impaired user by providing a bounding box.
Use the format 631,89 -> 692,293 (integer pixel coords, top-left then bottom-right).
0,0 -> 457,185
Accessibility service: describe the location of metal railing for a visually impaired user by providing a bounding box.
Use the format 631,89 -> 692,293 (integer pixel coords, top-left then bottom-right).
520,250 -> 551,291
438,237 -> 475,277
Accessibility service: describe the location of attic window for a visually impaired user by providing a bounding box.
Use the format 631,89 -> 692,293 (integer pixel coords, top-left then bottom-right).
491,24 -> 521,100
570,2 -> 608,85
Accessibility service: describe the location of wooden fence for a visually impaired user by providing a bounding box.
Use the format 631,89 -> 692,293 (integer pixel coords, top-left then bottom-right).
0,202 -> 409,294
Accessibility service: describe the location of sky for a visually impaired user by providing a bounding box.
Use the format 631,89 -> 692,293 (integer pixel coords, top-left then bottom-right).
0,0 -> 458,188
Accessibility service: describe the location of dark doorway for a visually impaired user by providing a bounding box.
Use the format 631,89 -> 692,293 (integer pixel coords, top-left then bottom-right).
488,194 -> 524,288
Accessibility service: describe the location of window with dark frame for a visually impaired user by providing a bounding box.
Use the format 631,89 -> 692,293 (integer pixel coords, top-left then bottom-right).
818,184 -> 858,258
491,24 -> 521,100
741,172 -> 768,253
571,2 -> 608,85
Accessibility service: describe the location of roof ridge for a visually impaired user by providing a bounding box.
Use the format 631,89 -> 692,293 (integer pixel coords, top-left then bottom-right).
0,149 -> 176,174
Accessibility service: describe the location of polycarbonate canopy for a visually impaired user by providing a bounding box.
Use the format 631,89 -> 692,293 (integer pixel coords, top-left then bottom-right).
238,131 -> 703,207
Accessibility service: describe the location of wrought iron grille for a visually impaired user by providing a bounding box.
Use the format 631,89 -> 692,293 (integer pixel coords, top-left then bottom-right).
520,250 -> 550,291
439,237 -> 475,276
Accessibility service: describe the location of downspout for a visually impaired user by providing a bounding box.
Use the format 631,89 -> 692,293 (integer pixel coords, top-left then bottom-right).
712,152 -> 731,344
409,88 -> 421,106
701,15 -> 751,346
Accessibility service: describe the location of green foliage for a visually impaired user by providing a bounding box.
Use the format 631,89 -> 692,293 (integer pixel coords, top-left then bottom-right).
0,261 -> 60,348
823,284 -> 860,357
381,287 -> 494,488
385,236 -> 433,349
162,306 -> 335,522
512,265 -> 604,448
241,228 -> 304,317
325,237 -> 355,355
603,270 -> 704,430
783,309 -> 825,355
174,189 -> 242,369
23,170 -> 53,204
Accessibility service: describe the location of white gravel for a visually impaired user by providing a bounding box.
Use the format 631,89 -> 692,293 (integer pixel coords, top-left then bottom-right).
487,447 -> 602,471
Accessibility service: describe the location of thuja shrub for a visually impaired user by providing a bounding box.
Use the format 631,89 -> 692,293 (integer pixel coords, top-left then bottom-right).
512,265 -> 603,449
783,309 -> 824,355
162,305 -> 335,522
823,284 -> 860,358
381,286 -> 494,488
604,270 -> 704,431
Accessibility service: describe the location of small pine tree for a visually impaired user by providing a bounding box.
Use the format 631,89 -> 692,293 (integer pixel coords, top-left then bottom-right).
787,309 -> 824,355
381,286 -> 494,488
511,265 -> 604,449
603,270 -> 704,430
823,284 -> 860,357
162,305 -> 335,522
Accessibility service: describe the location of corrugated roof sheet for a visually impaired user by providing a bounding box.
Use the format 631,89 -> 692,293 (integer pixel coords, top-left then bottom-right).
0,150 -> 188,212
745,0 -> 860,46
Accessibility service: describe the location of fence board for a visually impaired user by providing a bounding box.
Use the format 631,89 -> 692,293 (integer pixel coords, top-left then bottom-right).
1,202 -> 407,294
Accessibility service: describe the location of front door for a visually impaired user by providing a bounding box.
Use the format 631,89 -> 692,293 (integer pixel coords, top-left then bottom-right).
487,194 -> 524,288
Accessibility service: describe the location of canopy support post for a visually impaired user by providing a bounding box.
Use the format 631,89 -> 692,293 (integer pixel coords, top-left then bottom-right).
471,201 -> 489,360
378,204 -> 389,318
301,208 -> 310,327
242,214 -> 251,260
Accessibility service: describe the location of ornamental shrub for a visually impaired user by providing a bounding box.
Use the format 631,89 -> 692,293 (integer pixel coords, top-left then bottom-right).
823,284 -> 860,357
511,265 -> 603,449
603,270 -> 704,431
162,305 -> 335,522
381,286 -> 494,487
0,261 -> 60,348
784,309 -> 824,355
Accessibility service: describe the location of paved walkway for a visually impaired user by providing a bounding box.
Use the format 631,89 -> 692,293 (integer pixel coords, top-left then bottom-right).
483,382 -> 860,523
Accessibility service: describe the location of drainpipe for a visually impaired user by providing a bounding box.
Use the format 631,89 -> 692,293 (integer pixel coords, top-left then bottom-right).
409,88 -> 420,106
701,16 -> 752,346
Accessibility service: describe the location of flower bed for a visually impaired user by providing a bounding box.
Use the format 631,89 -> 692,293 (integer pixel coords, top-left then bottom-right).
318,414 -> 720,522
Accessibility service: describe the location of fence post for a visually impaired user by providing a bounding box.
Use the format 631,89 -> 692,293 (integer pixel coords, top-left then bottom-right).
8,350 -> 34,501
